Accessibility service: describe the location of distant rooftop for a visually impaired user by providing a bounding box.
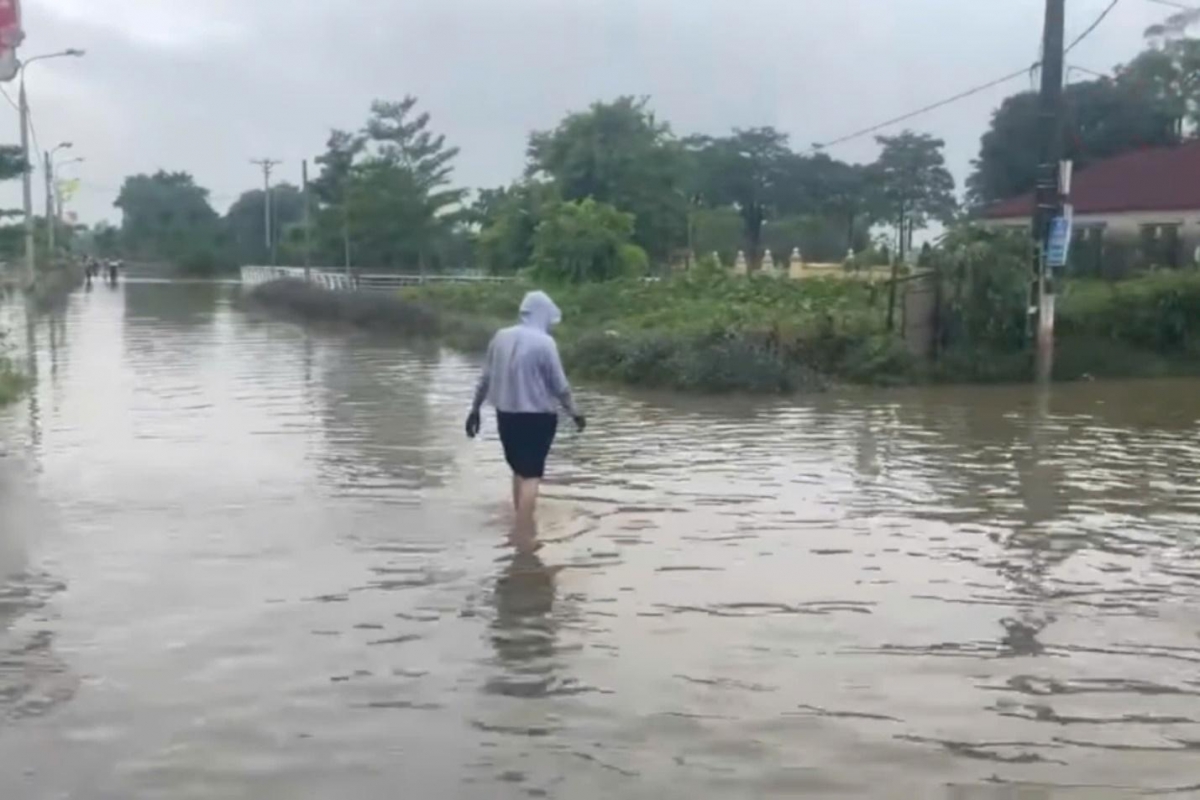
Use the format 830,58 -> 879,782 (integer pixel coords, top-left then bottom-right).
985,139 -> 1200,219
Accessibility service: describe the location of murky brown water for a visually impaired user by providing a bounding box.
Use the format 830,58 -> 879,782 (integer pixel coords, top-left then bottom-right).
2,281 -> 1200,799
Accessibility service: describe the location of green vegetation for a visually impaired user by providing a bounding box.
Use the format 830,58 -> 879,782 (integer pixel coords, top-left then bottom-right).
0,355 -> 27,406
405,273 -> 904,392
1056,272 -> 1200,379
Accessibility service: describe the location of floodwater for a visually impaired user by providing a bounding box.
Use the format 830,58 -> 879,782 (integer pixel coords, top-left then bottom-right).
2,280 -> 1200,799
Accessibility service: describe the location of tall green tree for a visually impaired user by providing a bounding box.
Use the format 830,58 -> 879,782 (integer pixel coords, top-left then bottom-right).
1119,39 -> 1200,140
685,127 -> 797,265
224,184 -> 305,265
114,171 -> 220,266
800,154 -> 882,254
474,181 -> 560,275
967,80 -> 1180,208
528,97 -> 687,263
968,36 -> 1199,208
871,131 -> 956,261
312,97 -> 465,271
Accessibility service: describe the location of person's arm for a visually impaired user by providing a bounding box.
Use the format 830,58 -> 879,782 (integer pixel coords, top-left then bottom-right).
471,338 -> 495,415
540,339 -> 580,419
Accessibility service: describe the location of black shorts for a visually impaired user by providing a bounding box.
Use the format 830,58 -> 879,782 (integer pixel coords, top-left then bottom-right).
496,412 -> 558,479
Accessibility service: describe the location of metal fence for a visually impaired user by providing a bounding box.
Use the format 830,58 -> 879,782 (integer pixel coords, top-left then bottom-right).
240,266 -> 511,291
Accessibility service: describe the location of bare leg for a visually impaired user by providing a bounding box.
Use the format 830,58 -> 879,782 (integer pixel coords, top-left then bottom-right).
515,477 -> 542,530
511,473 -> 521,512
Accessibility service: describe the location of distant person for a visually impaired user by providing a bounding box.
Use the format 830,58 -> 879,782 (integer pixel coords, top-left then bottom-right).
107,259 -> 119,284
466,291 -> 585,533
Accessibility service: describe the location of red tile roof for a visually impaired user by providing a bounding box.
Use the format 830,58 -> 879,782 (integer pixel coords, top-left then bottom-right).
984,139 -> 1200,219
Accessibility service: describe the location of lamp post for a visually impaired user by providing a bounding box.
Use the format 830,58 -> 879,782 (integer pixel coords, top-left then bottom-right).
54,156 -> 83,230
18,48 -> 85,284
44,141 -> 72,260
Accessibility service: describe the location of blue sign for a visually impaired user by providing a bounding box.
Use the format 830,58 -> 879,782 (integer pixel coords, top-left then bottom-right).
1045,212 -> 1073,269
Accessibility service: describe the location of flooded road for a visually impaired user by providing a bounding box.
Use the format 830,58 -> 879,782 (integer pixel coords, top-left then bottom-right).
2,280 -> 1200,799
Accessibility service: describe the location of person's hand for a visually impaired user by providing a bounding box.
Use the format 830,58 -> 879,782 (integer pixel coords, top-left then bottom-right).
573,414 -> 587,433
465,411 -> 482,439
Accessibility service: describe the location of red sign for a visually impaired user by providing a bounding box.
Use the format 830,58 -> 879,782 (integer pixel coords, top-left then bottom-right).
0,0 -> 22,49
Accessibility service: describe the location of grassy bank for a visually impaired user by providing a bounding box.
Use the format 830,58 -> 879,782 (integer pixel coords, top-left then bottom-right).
406,273 -> 913,392
1055,272 -> 1200,380
249,266 -> 1200,394
246,279 -> 495,351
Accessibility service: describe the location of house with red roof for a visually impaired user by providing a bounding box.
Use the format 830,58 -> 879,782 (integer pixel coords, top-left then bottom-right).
984,140 -> 1200,275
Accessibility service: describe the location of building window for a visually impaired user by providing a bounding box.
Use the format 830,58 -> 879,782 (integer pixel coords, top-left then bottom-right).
1139,223 -> 1182,269
1069,225 -> 1104,276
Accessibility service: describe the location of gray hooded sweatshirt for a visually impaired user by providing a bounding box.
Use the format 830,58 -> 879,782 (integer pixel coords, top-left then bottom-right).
471,291 -> 579,416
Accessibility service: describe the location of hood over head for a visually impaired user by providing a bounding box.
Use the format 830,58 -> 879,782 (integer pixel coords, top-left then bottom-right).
519,290 -> 562,332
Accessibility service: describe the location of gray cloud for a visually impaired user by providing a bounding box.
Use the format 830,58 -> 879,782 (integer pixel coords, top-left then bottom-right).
1,0 -> 1167,224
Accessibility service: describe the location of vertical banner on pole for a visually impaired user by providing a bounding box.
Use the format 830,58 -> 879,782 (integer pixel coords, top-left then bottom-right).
0,0 -> 23,83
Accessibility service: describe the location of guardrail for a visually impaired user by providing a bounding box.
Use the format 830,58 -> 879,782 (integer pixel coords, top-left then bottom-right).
240,265 -> 512,291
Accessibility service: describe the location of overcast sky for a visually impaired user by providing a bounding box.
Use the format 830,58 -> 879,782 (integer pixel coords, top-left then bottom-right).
4,0 -> 1169,224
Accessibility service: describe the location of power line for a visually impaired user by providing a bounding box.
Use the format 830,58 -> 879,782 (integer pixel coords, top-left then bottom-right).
1066,0 -> 1122,53
1146,0 -> 1196,11
813,65 -> 1036,150
0,85 -> 17,114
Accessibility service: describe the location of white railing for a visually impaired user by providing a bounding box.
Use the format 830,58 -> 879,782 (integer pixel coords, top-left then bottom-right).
240,265 -> 511,292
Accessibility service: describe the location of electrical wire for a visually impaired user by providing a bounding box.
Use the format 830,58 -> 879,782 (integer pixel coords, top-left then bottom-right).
813,65 -> 1036,150
811,1 -> 1124,152
1146,0 -> 1196,12
26,103 -> 41,166
1066,0 -> 1122,53
0,84 -> 18,114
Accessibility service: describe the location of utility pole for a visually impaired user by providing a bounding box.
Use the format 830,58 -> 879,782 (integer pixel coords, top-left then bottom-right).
43,151 -> 54,261
1031,0 -> 1066,383
251,158 -> 281,266
19,79 -> 33,284
301,159 -> 312,282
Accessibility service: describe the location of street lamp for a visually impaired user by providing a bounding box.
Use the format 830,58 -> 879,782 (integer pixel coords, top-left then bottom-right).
45,142 -> 75,258
18,49 -> 85,283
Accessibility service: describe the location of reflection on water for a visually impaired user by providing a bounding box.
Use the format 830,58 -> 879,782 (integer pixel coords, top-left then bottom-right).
487,550 -> 562,698
0,281 -> 1199,798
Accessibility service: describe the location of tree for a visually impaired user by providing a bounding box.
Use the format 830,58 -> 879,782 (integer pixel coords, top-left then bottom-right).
474,181 -> 560,275
968,36 -> 1200,208
801,154 -> 881,254
685,127 -> 797,265
224,184 -> 305,266
311,97 -> 465,271
872,131 -> 956,261
871,131 -> 956,331
1146,8 -> 1200,40
92,221 -> 120,258
0,145 -> 24,182
1118,39 -> 1200,140
528,97 -> 687,263
531,198 -> 646,283
114,171 -> 220,265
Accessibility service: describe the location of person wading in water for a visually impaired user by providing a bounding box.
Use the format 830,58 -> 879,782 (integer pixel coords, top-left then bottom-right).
466,291 -> 585,535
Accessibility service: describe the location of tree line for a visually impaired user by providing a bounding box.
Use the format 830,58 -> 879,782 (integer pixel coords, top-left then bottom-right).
93,28 -> 1197,279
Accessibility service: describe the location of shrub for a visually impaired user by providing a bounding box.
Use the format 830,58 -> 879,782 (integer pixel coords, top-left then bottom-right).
531,199 -> 640,283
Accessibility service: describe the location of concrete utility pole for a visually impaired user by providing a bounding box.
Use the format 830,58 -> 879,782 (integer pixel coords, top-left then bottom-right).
1032,0 -> 1066,382
43,151 -> 52,259
19,78 -> 32,283
301,159 -> 312,282
251,158 -> 282,266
